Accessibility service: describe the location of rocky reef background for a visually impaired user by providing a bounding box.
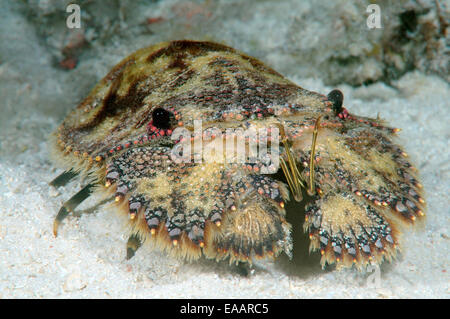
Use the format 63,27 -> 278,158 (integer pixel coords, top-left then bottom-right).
19,0 -> 449,83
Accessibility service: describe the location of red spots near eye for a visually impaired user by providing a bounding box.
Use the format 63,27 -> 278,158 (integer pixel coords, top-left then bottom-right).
337,108 -> 349,119
147,122 -> 173,138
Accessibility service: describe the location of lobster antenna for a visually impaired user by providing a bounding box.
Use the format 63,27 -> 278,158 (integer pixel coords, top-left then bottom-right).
308,116 -> 322,196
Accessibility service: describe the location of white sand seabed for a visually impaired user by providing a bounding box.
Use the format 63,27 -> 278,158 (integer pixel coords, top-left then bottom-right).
0,1 -> 449,299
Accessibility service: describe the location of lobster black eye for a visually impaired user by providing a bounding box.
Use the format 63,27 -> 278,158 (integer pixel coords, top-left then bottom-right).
152,108 -> 173,130
327,89 -> 344,115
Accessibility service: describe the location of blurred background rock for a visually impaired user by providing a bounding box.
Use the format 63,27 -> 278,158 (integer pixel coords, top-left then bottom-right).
17,0 -> 449,84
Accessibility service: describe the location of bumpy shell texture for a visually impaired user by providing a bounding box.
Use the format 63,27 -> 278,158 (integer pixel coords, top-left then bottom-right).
50,40 -> 425,270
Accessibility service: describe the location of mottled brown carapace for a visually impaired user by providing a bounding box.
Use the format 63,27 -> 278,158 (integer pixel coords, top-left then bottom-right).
50,40 -> 425,270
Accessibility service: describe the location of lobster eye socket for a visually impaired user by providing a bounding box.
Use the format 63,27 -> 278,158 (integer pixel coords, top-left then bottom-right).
327,89 -> 344,115
152,108 -> 173,130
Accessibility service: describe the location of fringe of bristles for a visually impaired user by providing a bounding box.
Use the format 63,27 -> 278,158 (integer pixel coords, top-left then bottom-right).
108,190 -> 283,265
